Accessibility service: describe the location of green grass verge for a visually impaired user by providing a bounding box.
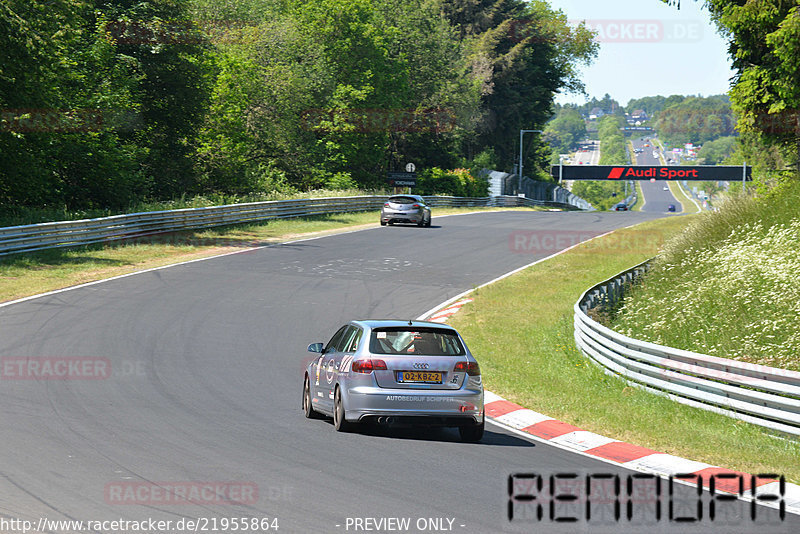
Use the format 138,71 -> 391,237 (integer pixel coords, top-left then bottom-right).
668,181 -> 701,214
448,215 -> 800,483
613,184 -> 800,371
631,181 -> 644,211
0,207 -> 539,304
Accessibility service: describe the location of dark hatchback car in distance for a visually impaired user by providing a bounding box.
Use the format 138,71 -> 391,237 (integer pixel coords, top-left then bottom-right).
380,195 -> 431,227
613,202 -> 628,211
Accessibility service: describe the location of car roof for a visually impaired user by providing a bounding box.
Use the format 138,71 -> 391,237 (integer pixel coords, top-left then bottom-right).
349,319 -> 458,331
387,194 -> 423,201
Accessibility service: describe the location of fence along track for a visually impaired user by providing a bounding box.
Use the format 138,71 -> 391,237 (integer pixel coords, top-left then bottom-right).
0,195 -> 579,256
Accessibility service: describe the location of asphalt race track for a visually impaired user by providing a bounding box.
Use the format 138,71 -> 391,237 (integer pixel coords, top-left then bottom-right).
631,138 -> 684,213
0,211 -> 795,533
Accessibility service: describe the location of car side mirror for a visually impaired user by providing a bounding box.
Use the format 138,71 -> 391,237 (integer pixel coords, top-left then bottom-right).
307,343 -> 324,353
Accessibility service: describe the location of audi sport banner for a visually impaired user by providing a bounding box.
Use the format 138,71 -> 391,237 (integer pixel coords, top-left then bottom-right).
551,165 -> 752,181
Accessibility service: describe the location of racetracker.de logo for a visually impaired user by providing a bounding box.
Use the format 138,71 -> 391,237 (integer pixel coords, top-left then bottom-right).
509,230 -> 602,254
1,357 -> 111,380
103,19 -> 250,46
509,230 -> 664,255
0,109 -> 105,133
508,19 -> 702,44
299,108 -> 456,134
105,481 -> 259,505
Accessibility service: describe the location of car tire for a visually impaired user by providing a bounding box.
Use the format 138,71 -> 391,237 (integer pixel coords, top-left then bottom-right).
303,376 -> 323,419
458,420 -> 484,443
425,216 -> 432,227
333,386 -> 353,432
380,220 -> 386,226
417,218 -> 425,227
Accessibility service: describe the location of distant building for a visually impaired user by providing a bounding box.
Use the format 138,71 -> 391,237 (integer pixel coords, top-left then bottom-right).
631,109 -> 648,121
588,107 -> 606,120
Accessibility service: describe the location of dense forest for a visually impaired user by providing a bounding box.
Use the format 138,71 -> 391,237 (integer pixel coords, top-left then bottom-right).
0,0 -> 597,213
661,0 -> 800,186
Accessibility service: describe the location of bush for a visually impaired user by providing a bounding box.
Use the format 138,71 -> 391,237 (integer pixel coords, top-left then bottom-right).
416,167 -> 488,197
325,172 -> 358,190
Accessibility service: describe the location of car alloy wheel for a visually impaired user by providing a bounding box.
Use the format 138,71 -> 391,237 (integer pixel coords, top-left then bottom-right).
333,387 -> 353,432
303,376 -> 321,419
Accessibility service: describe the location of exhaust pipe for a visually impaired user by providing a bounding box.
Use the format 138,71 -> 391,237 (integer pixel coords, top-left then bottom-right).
377,416 -> 396,425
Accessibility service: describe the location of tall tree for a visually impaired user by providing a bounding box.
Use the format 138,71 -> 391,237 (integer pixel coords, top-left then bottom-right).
100,0 -> 217,197
655,95 -> 735,146
544,105 -> 587,154
662,0 -> 800,173
441,0 -> 597,175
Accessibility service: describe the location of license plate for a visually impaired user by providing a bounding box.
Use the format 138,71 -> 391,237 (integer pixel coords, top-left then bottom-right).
397,371 -> 442,383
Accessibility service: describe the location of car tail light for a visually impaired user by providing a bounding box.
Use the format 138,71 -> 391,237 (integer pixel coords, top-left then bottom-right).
454,361 -> 480,376
412,204 -> 420,208
352,359 -> 387,373
384,202 -> 390,207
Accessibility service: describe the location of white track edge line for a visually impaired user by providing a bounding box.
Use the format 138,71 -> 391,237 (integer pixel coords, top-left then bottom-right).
417,229 -> 616,321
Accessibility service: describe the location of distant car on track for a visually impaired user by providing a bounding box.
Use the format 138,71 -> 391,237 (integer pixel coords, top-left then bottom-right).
613,203 -> 628,211
668,204 -> 676,212
380,195 -> 431,227
303,320 -> 485,441
663,186 -> 669,191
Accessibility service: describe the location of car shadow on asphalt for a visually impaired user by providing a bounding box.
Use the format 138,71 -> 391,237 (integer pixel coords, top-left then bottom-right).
383,225 -> 441,229
329,421 -> 535,447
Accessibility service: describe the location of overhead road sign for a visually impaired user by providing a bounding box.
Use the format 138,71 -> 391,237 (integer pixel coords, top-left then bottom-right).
552,165 -> 752,181
387,171 -> 416,187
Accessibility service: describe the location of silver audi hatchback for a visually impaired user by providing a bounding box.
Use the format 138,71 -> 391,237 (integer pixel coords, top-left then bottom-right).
380,195 -> 431,227
303,320 -> 484,441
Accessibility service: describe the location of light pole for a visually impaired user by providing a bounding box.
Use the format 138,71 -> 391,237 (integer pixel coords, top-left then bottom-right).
558,154 -> 569,185
519,129 -> 543,195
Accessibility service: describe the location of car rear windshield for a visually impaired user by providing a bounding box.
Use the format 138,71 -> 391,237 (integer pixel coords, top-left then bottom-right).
388,196 -> 417,204
369,327 -> 465,356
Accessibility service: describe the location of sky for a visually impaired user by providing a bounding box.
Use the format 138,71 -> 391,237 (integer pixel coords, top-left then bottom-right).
544,0 -> 736,107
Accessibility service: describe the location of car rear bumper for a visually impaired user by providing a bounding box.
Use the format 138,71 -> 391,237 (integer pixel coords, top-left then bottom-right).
381,210 -> 424,223
344,385 -> 484,423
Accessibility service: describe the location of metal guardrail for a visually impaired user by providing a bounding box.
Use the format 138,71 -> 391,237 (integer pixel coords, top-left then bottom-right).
0,194 -> 575,256
574,260 -> 800,436
489,195 -> 579,210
